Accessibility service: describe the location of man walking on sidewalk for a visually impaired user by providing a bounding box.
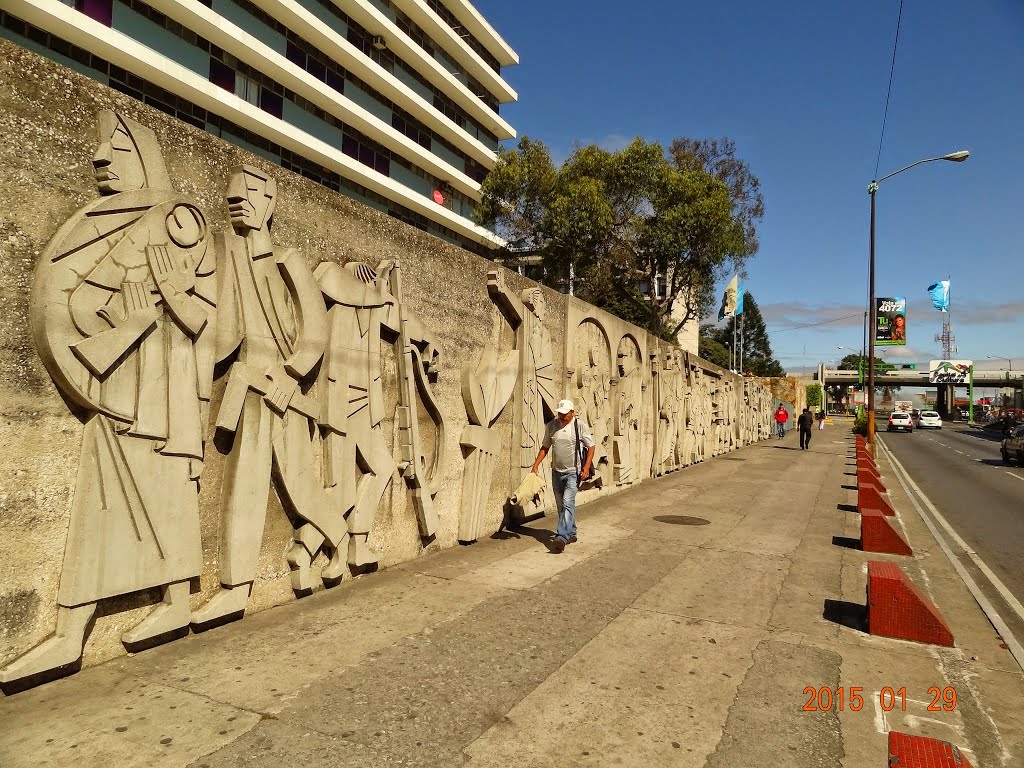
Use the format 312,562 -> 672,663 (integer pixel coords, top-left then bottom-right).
774,404 -> 789,438
798,407 -> 814,450
531,399 -> 595,553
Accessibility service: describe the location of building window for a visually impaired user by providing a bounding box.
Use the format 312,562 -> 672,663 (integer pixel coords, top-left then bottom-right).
77,0 -> 113,26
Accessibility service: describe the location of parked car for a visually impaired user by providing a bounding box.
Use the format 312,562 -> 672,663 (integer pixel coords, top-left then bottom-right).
915,410 -> 942,429
887,412 -> 914,433
1001,426 -> 1024,465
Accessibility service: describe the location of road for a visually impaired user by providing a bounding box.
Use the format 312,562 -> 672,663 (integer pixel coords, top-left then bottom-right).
879,419 -> 1024,647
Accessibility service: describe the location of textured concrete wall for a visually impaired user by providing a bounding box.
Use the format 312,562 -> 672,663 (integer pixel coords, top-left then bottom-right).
0,39 -> 774,677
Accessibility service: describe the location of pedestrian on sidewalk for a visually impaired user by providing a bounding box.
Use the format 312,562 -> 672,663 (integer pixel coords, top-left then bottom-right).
798,407 -> 814,450
531,399 -> 596,554
774,404 -> 789,438
817,410 -> 825,431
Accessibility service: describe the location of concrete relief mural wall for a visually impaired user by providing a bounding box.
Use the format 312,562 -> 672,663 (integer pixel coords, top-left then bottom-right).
0,104 -> 776,691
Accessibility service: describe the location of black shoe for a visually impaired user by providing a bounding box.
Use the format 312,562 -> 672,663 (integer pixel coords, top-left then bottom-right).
552,538 -> 565,554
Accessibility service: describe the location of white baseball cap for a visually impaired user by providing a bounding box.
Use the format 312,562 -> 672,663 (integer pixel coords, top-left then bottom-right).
556,399 -> 575,414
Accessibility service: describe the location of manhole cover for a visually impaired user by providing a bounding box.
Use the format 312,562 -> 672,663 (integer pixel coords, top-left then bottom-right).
653,515 -> 711,526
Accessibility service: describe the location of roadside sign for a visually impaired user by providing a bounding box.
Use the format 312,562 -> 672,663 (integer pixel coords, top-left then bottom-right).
929,360 -> 973,384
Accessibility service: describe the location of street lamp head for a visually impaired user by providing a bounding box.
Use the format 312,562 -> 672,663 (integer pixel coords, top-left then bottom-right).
942,150 -> 970,162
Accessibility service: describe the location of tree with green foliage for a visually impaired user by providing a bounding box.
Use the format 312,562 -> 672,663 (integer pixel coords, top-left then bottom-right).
698,335 -> 731,369
475,136 -> 764,339
705,292 -> 785,376
806,383 -> 822,408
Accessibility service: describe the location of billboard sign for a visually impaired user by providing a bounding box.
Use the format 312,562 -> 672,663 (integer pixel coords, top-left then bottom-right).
875,297 -> 906,346
929,360 -> 973,384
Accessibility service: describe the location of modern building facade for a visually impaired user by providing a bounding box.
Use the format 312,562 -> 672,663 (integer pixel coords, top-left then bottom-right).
1,0 -> 517,253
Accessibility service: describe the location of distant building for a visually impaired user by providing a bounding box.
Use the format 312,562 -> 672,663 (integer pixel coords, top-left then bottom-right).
1,0 -> 517,253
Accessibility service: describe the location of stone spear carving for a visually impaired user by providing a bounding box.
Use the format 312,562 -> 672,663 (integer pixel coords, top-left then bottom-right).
0,111 -> 216,689
457,271 -> 521,542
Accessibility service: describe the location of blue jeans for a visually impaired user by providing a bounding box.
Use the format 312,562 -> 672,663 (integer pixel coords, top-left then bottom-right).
777,422 -> 786,438
551,470 -> 578,542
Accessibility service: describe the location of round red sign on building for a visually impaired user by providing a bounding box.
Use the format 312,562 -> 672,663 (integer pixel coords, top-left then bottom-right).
432,189 -> 445,205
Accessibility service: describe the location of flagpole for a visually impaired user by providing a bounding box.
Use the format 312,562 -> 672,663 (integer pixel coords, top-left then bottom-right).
740,314 -> 745,374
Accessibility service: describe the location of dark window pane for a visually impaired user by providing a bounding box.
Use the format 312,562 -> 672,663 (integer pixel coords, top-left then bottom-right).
325,68 -> 344,94
307,58 -> 326,83
209,58 -> 234,91
342,134 -> 358,159
76,0 -> 113,27
260,90 -> 283,119
285,40 -> 305,68
357,143 -> 374,168
373,154 -> 389,176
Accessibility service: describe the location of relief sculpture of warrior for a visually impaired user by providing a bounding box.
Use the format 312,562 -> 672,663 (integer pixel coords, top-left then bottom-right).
191,165 -> 343,627
1,111 -> 216,687
313,258 -> 446,574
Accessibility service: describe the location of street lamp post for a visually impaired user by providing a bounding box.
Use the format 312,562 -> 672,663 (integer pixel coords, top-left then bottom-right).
866,150 -> 970,454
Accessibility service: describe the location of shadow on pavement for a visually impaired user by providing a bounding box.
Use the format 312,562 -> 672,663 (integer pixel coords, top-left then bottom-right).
836,503 -> 858,513
841,484 -> 857,491
977,458 -> 1010,467
492,525 -> 554,544
823,599 -> 867,632
831,535 -> 861,551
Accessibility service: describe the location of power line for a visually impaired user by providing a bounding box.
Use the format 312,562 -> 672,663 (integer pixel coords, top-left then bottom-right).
767,313 -> 863,333
874,0 -> 905,179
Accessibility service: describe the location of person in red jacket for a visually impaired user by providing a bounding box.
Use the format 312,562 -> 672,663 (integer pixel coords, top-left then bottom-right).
774,404 -> 789,438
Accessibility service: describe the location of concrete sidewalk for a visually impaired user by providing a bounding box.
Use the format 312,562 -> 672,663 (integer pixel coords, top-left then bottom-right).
1,426 -> 1022,767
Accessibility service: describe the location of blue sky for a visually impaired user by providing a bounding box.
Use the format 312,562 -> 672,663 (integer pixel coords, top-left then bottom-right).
475,0 -> 1024,383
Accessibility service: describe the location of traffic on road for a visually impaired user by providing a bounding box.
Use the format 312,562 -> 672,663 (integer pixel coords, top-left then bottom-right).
878,416 -> 1024,650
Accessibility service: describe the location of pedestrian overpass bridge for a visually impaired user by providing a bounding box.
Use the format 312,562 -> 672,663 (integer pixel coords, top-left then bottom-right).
815,367 -> 1023,389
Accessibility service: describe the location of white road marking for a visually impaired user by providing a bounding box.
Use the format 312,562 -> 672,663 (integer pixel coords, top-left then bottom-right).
954,450 -> 964,455
878,438 -> 1024,673
1007,472 -> 1024,485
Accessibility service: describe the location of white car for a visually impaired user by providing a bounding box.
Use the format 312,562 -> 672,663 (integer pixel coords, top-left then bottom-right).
916,410 -> 942,429
887,412 -> 914,433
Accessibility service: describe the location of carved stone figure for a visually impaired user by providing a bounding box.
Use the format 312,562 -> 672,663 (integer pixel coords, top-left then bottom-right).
653,348 -> 685,475
612,336 -> 642,485
315,258 -> 446,566
495,277 -> 556,516
458,271 -> 520,542
191,165 -> 340,626
0,111 -> 216,687
573,321 -> 612,484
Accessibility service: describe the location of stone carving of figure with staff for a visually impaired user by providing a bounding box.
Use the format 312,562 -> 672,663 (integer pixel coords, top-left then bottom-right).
1,111 -> 216,687
311,258 -> 446,574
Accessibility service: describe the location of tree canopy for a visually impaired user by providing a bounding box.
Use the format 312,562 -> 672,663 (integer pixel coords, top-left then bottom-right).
475,136 -> 763,340
700,291 -> 785,376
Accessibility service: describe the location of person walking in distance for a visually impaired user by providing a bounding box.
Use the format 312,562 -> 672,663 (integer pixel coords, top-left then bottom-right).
774,404 -> 789,438
531,399 -> 595,554
798,407 -> 815,450
817,410 -> 826,431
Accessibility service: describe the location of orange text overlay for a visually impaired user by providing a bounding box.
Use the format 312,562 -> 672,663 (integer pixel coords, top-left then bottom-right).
801,686 -> 957,712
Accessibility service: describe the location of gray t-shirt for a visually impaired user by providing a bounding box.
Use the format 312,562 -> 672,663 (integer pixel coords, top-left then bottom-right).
542,417 -> 595,473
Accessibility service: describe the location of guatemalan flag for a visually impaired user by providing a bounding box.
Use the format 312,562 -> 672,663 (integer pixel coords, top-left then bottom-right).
927,280 -> 950,312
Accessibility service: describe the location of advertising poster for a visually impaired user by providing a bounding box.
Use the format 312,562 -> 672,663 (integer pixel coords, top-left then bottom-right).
875,297 -> 907,346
